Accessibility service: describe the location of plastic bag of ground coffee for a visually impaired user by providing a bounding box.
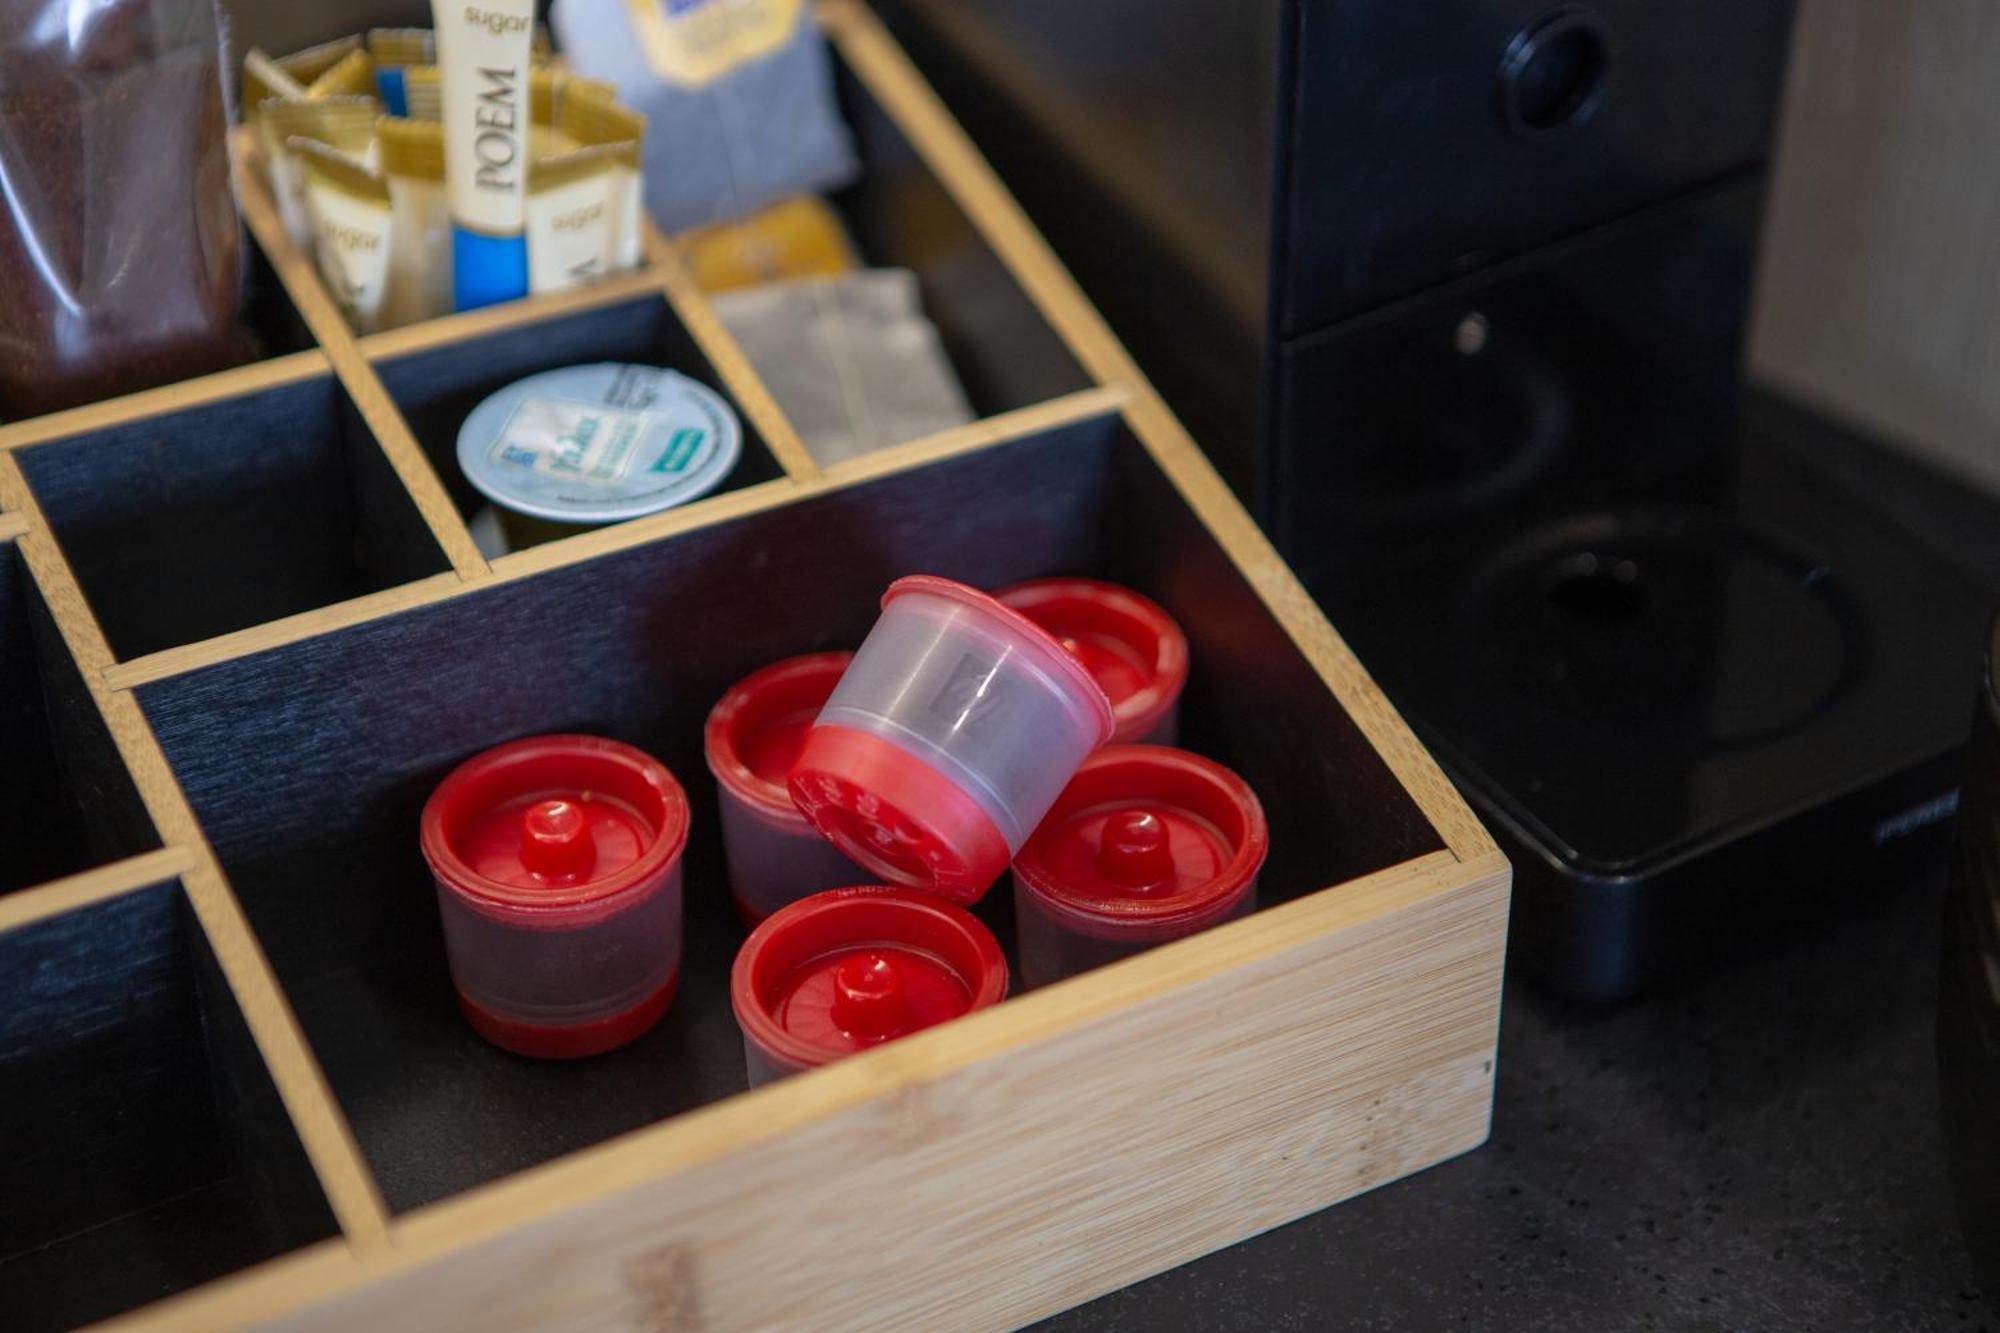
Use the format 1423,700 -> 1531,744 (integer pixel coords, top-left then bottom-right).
0,0 -> 248,420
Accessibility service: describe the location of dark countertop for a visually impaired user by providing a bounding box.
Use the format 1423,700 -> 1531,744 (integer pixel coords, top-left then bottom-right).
1045,869 -> 1990,1331
1041,411 -> 2000,1331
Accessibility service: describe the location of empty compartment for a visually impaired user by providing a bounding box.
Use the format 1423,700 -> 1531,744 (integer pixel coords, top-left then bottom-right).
15,373 -> 452,661
370,294 -> 787,529
137,408 -> 1440,1214
0,881 -> 338,1331
0,540 -> 157,889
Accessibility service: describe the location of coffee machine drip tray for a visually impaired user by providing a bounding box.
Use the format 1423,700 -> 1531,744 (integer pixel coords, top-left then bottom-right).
1461,505 -> 1857,862
1303,397 -> 1997,998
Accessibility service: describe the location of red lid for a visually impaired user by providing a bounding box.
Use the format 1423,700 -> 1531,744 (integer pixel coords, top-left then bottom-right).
789,724 -> 1013,901
705,653 -> 854,820
420,734 -> 689,928
1014,746 -> 1268,941
995,578 -> 1189,744
731,886 -> 1009,1070
883,575 -> 1116,746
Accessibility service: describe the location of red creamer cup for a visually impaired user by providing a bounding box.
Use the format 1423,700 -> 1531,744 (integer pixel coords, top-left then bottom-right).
421,734 -> 688,1059
705,652 -> 869,925
788,575 -> 1115,902
731,886 -> 1009,1085
1012,745 -> 1268,988
995,577 -> 1189,745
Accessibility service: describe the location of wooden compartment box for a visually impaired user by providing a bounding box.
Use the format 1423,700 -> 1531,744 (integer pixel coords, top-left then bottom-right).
0,540 -> 157,889
0,881 -> 336,1331
0,5 -> 1508,1329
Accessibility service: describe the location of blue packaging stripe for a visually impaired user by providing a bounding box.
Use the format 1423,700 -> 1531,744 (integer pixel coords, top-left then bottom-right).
452,229 -> 528,311
377,67 -> 409,118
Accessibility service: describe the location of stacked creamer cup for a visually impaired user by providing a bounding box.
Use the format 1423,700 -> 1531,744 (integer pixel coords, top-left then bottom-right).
719,574 -> 1115,1083
996,577 -> 1189,746
785,575 -> 1118,899
704,652 -> 868,925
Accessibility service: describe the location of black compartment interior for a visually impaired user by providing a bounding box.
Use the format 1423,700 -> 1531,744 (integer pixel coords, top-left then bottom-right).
825,53 -> 1092,417
0,541 -> 158,889
244,242 -> 317,363
15,374 -> 451,662
0,881 -> 337,1332
371,296 -> 786,524
138,410 -> 1440,1215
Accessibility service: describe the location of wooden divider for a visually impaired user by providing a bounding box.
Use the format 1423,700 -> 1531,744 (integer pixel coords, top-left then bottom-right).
0,451 -> 395,1253
105,385 -> 1130,687
231,135 -> 489,581
643,222 -> 823,482
0,350 -> 332,455
0,846 -> 199,936
353,269 -> 668,362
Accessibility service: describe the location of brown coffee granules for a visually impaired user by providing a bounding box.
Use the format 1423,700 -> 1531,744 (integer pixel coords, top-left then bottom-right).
0,0 -> 249,420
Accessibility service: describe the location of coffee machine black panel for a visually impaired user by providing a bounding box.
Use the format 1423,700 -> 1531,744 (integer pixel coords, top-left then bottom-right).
877,0 -> 2000,1000
1281,0 -> 1796,335
1272,182 -> 1759,558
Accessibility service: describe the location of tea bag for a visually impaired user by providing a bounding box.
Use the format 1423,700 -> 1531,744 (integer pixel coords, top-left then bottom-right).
550,0 -> 857,232
709,269 -> 972,466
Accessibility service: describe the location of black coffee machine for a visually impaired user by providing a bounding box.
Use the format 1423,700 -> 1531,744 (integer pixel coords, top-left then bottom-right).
878,0 -> 1998,996
1942,623 -> 2000,1295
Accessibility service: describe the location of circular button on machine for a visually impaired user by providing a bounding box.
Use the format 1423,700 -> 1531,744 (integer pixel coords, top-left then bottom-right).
731,887 -> 1009,1084
421,733 -> 689,1059
1013,745 -> 1269,987
1499,7 -> 1612,133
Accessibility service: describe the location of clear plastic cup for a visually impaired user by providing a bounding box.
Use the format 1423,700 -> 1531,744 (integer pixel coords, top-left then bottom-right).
705,653 -> 867,925
788,575 -> 1115,901
1012,745 -> 1268,988
420,734 -> 688,1059
730,886 -> 1009,1085
995,577 -> 1189,745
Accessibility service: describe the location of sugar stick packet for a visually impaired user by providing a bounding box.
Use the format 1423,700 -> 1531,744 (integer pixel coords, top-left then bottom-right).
378,118 -> 455,327
293,139 -> 394,334
432,0 -> 537,309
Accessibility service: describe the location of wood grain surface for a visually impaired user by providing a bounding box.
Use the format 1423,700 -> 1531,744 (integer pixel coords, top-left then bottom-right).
1751,0 -> 2000,494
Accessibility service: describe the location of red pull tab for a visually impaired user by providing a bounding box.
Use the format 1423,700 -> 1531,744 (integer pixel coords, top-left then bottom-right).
1098,809 -> 1173,889
520,799 -> 597,879
830,951 -> 910,1040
